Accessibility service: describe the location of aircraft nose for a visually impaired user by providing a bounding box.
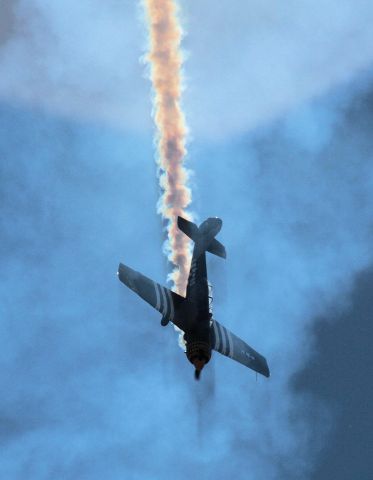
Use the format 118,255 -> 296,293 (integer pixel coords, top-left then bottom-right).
193,358 -> 206,371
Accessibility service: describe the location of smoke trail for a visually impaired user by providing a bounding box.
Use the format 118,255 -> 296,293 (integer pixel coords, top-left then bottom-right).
143,0 -> 193,297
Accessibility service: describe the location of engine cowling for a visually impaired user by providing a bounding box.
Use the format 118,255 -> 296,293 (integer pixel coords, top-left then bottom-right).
185,341 -> 211,379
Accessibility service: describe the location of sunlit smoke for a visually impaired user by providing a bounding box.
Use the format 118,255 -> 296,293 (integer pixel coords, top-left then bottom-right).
143,0 -> 193,298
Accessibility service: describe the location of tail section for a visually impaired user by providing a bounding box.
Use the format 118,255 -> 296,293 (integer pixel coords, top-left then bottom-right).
207,238 -> 226,259
177,217 -> 200,243
177,216 -> 226,259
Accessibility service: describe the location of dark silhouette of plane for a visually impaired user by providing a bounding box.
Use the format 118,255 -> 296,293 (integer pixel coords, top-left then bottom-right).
118,216 -> 270,380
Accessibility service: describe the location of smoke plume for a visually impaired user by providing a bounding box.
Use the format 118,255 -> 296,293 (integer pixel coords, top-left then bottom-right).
143,0 -> 193,296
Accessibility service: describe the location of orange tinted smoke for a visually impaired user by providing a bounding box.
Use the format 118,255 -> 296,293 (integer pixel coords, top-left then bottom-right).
144,0 -> 193,296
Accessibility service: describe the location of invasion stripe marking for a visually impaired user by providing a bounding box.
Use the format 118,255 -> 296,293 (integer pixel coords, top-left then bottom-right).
218,322 -> 226,354
221,325 -> 230,356
163,287 -> 170,319
227,330 -> 234,358
214,322 -> 221,351
158,284 -> 164,312
213,321 -> 221,350
166,289 -> 174,320
154,282 -> 161,310
160,287 -> 168,317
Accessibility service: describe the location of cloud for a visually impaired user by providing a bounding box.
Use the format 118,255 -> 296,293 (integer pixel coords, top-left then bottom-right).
188,76 -> 373,477
1,2 -> 373,479
1,74 -> 373,479
1,1 -> 373,139
0,0 -> 152,133
183,0 -> 373,139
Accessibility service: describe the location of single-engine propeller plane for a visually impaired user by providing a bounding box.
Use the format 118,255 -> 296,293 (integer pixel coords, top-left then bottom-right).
118,216 -> 270,380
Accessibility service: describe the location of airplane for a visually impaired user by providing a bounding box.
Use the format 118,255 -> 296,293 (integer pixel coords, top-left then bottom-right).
117,216 -> 270,380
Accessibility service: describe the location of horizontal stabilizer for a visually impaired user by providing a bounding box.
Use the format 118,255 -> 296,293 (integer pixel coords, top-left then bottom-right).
117,263 -> 185,330
211,319 -> 270,378
177,217 -> 199,243
206,238 -> 226,259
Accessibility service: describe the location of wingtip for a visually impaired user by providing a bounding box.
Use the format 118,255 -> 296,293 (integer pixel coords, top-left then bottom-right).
177,216 -> 185,228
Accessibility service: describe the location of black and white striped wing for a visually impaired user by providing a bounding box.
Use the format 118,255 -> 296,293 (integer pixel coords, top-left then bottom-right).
117,263 -> 185,330
211,319 -> 270,378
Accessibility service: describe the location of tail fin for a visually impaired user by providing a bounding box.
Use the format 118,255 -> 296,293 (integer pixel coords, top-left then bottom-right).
178,216 -> 226,259
177,217 -> 200,242
207,238 -> 226,259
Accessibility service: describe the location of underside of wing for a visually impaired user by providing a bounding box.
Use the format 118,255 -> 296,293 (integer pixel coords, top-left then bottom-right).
211,319 -> 270,378
117,263 -> 185,330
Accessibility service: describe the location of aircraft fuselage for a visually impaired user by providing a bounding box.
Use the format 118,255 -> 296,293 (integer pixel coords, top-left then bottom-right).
117,215 -> 270,380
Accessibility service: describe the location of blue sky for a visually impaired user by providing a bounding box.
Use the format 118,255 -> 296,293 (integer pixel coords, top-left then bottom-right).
1,1 -> 373,479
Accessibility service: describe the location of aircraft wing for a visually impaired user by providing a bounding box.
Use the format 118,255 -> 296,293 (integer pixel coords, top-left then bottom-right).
211,319 -> 270,378
117,263 -> 185,330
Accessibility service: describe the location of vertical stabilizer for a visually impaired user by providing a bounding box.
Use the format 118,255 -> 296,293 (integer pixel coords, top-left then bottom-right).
177,217 -> 200,243
178,216 -> 226,259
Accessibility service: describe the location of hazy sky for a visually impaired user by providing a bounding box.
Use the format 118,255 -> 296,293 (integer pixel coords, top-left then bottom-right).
1,1 -> 372,479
